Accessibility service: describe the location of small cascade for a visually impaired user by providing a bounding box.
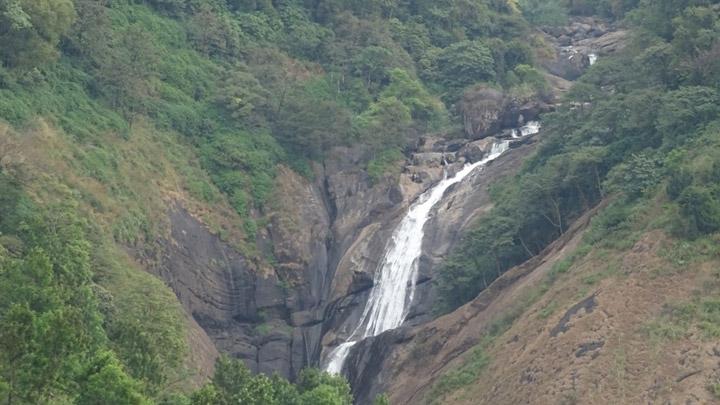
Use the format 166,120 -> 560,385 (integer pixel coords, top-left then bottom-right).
323,138 -> 525,375
511,121 -> 541,138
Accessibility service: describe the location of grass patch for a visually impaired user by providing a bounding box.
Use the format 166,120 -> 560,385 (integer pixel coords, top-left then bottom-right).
539,300 -> 559,319
427,335 -> 493,403
659,236 -> 720,269
254,323 -> 272,336
709,381 -> 720,400
428,280 -> 551,403
644,297 -> 720,342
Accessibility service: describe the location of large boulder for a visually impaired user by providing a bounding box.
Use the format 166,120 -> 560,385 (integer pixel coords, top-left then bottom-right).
460,86 -> 506,139
411,152 -> 444,167
459,137 -> 495,163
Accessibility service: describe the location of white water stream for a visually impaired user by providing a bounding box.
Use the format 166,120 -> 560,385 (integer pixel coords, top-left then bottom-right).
324,123 -> 540,375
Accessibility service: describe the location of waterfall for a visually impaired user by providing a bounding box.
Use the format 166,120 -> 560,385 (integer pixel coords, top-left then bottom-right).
511,121 -> 541,138
324,138 -> 523,375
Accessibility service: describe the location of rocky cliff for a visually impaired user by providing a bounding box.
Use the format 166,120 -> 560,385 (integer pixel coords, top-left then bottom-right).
132,15 -> 629,396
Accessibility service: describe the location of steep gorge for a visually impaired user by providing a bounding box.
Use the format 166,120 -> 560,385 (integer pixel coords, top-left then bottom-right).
130,16 -> 626,392
4,1 -> 720,403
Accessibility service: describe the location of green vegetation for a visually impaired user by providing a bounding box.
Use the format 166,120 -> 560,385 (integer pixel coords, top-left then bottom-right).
428,274 -> 554,403
644,297 -> 720,341
0,0 -> 556,402
0,177 -> 154,403
4,0 -> 720,402
188,357 -> 352,405
436,0 -> 720,313
427,337 -> 492,403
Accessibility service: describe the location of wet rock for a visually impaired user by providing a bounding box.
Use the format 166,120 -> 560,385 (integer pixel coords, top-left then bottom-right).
459,138 -> 495,163
349,270 -> 374,295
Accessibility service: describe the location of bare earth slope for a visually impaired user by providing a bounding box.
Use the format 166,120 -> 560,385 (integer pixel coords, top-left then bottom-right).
375,201 -> 720,404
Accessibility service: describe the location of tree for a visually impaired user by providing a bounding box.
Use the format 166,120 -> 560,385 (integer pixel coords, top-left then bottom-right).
380,69 -> 446,128
354,96 -> 413,151
436,40 -> 495,93
190,358 -> 352,405
518,0 -> 567,25
188,4 -> 242,57
273,88 -> 351,159
679,186 -> 720,235
77,351 -> 149,405
0,0 -> 76,69
0,204 -> 106,404
98,24 -> 160,122
657,86 -> 720,144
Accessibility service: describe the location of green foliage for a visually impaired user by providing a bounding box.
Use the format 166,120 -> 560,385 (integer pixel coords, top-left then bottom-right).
678,186 -> 720,235
200,131 -> 284,216
428,299 -> 532,403
437,0 -> 720,313
381,69 -> 447,129
354,97 -> 413,151
645,297 -> 720,342
367,148 -> 405,184
428,341 -> 491,402
606,153 -> 664,198
0,191 -> 151,404
373,393 -> 391,405
77,351 -> 150,405
518,0 -> 568,25
0,0 -> 76,70
190,357 -> 352,405
709,380 -> 720,400
436,40 -> 496,93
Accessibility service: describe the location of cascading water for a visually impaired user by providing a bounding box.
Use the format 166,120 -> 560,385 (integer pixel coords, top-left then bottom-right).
324,123 -> 541,375
511,121 -> 541,138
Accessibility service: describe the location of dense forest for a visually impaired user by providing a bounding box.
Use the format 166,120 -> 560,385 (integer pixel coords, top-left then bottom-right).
1,0 -> 719,403
0,0 -> 545,402
435,0 -> 720,312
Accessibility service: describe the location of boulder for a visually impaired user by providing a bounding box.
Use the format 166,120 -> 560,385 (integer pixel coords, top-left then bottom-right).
459,138 -> 495,163
460,86 -> 506,139
441,139 -> 469,153
411,152 -> 444,167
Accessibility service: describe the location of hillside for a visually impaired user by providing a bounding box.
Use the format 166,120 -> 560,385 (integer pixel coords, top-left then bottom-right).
1,0 -> 720,404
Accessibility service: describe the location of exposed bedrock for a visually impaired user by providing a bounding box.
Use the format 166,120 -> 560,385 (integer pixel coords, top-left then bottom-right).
459,86 -> 553,140
133,123 -> 538,383
539,16 -> 628,81
128,46 -> 560,385
347,203 -> 601,404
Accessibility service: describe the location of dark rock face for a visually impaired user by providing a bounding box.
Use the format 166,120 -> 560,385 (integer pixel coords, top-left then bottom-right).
145,204 -> 320,379
140,142 -> 445,380
140,135 -> 539,392
345,328 -> 409,404
460,86 -> 506,139
460,86 -> 551,141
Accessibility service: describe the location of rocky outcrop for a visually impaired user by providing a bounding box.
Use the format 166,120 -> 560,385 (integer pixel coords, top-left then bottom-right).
133,17 -> 618,396
460,87 -> 506,139
539,17 -> 628,81
460,86 -> 552,140
348,203 -> 601,404
145,204 -> 307,379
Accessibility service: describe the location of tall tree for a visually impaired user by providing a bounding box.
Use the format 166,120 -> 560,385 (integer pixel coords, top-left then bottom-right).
0,0 -> 75,69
